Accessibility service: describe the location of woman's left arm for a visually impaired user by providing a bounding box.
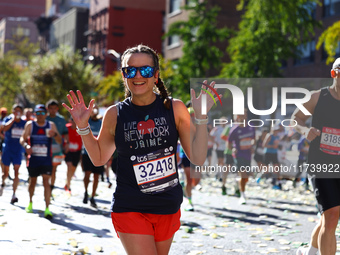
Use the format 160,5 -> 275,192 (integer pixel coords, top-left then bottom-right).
174,81 -> 219,166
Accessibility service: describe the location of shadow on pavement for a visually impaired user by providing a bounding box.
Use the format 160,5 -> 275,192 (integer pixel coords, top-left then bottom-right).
50,217 -> 112,238
193,206 -> 292,227
65,203 -> 111,218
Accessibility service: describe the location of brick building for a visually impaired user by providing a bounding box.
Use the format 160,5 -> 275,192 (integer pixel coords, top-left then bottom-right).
0,0 -> 45,21
86,0 -> 166,76
0,17 -> 39,59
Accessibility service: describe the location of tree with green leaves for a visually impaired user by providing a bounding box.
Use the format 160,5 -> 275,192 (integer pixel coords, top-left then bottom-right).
0,55 -> 22,108
220,0 -> 321,78
165,0 -> 230,102
96,71 -> 125,105
317,21 -> 340,65
24,45 -> 102,113
6,34 -> 39,64
0,33 -> 39,109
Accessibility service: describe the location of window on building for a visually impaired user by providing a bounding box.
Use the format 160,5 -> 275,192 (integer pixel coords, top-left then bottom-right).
323,0 -> 340,17
48,4 -> 56,17
167,35 -> 180,48
294,40 -> 315,65
305,1 -> 317,19
185,0 -> 196,6
12,27 -> 30,37
169,0 -> 181,14
191,27 -> 198,40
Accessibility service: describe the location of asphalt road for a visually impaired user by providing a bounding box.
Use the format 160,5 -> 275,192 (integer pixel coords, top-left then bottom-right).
0,160 -> 335,255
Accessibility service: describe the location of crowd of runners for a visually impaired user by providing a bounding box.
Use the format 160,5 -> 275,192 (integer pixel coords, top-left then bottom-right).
177,108 -> 310,209
0,100 -> 311,209
0,47 -> 339,255
0,100 -> 114,219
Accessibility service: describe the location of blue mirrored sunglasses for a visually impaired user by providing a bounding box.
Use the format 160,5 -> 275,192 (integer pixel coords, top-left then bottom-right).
35,111 -> 46,115
122,66 -> 155,79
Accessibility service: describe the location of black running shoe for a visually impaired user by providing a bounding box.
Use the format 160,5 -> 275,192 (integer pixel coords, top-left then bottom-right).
83,192 -> 88,204
10,197 -> 18,205
90,197 -> 97,208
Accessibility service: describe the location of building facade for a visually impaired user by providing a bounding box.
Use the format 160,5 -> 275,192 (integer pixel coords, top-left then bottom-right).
0,17 -> 39,59
164,0 -> 340,78
87,0 -> 165,76
49,8 -> 89,53
0,0 -> 45,21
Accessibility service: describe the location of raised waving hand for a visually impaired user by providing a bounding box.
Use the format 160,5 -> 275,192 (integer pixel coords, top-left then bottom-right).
191,80 -> 221,118
62,90 -> 95,129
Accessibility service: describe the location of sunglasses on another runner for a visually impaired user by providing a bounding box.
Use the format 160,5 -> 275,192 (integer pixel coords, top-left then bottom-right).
122,66 -> 155,79
35,111 -> 46,116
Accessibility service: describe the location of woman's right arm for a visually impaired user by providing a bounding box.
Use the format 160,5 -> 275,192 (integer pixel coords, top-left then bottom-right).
81,106 -> 117,166
63,90 -> 117,166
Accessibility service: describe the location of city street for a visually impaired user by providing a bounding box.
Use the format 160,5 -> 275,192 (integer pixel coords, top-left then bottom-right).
0,160 -> 336,255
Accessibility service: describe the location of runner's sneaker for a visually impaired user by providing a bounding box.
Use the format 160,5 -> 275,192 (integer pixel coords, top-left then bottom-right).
222,186 -> 227,195
44,208 -> 53,219
185,204 -> 194,212
10,197 -> 18,205
234,189 -> 241,197
272,183 -> 282,190
304,181 -> 309,191
296,246 -> 318,255
296,247 -> 307,255
0,184 -> 4,196
83,192 -> 88,204
26,202 -> 33,213
185,198 -> 194,211
64,185 -> 71,194
90,197 -> 97,208
239,196 -> 246,205
292,179 -> 297,188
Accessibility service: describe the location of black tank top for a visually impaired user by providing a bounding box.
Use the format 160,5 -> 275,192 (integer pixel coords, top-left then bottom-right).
29,121 -> 52,168
111,94 -> 183,214
308,87 -> 340,168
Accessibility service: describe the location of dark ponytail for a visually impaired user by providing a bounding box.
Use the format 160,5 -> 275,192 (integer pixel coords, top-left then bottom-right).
155,77 -> 171,110
121,44 -> 171,109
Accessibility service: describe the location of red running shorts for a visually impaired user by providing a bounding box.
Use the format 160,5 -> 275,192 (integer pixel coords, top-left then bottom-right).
111,209 -> 181,242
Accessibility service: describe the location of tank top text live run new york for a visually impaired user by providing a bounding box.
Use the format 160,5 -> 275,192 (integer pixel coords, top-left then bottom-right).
112,94 -> 183,214
308,87 -> 340,176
